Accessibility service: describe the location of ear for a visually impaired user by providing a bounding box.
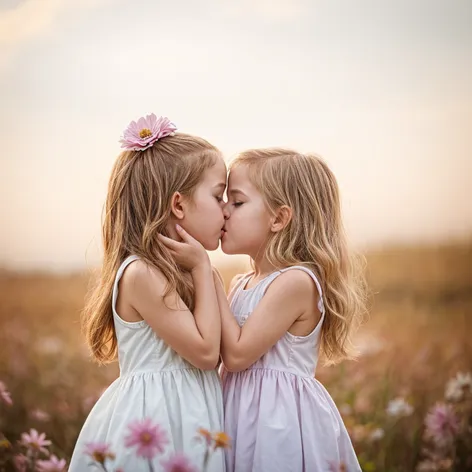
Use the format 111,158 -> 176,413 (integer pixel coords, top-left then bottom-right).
170,192 -> 185,220
270,205 -> 292,233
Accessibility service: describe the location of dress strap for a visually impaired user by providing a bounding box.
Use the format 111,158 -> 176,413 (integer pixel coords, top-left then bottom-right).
112,255 -> 140,322
228,272 -> 253,304
264,265 -> 325,315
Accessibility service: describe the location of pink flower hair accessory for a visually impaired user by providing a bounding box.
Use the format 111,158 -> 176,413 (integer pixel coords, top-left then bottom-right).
120,113 -> 177,151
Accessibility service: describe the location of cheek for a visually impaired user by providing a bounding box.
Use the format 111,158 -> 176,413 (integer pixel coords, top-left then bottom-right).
201,199 -> 224,225
194,196 -> 218,215
238,205 -> 261,223
232,208 -> 267,235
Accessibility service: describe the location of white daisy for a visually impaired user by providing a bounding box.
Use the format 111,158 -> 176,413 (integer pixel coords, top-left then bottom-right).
445,372 -> 472,402
386,397 -> 414,417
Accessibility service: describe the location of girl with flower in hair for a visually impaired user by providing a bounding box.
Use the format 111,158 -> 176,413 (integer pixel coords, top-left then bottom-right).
69,114 -> 227,471
162,148 -> 366,471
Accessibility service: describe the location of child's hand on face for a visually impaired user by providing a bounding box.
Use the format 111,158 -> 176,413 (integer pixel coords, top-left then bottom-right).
158,225 -> 210,272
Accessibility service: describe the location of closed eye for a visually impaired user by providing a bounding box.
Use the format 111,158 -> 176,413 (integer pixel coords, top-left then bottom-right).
232,202 -> 243,207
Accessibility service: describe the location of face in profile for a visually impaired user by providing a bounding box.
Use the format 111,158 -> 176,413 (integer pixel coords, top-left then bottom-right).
179,157 -> 228,251
221,164 -> 272,257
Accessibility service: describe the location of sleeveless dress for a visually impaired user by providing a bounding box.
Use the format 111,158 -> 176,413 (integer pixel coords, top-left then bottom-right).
69,255 -> 226,472
221,266 -> 361,472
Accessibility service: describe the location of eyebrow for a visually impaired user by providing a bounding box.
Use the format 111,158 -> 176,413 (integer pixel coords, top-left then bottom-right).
213,183 -> 227,190
229,189 -> 247,197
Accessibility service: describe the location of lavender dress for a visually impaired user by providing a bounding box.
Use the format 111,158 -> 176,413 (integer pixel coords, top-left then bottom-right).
221,266 -> 361,472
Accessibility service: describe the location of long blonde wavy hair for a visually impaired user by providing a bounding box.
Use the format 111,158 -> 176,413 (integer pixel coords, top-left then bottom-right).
83,133 -> 221,364
231,148 -> 367,364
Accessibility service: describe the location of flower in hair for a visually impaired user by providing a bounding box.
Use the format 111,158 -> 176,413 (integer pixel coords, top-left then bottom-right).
120,113 -> 177,151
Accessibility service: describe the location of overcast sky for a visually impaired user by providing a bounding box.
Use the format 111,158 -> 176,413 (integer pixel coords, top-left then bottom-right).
1,0 -> 471,272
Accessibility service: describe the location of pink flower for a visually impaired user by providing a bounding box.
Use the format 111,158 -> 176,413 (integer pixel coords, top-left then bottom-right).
30,409 -> 51,422
161,453 -> 199,472
120,114 -> 177,151
13,454 -> 28,472
416,458 -> 453,471
37,454 -> 67,471
328,461 -> 348,472
20,429 -> 51,455
84,442 -> 115,465
424,403 -> 460,448
124,418 -> 169,459
0,381 -> 13,406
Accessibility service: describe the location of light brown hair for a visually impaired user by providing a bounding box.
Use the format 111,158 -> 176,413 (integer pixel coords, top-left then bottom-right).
231,148 -> 367,363
83,134 -> 221,364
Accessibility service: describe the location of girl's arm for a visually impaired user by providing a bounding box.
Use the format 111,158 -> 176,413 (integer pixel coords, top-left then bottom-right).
126,227 -> 221,370
214,270 -> 320,372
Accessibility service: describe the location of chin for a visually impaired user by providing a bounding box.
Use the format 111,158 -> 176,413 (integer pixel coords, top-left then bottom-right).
221,241 -> 236,255
202,238 -> 219,251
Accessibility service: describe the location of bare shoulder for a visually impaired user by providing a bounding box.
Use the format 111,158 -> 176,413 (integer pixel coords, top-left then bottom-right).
122,259 -> 189,316
265,269 -> 318,302
122,259 -> 168,297
114,259 -> 168,322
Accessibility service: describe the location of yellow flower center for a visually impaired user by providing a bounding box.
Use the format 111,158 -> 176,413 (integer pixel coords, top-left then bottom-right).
139,128 -> 152,138
213,432 -> 231,449
92,452 -> 106,464
92,451 -> 115,464
0,439 -> 11,449
140,432 -> 152,444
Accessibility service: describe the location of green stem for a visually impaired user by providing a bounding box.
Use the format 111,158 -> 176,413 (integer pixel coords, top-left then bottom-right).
202,447 -> 211,472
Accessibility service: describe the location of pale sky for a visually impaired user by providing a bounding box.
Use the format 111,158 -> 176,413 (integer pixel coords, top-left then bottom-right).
1,0 -> 471,272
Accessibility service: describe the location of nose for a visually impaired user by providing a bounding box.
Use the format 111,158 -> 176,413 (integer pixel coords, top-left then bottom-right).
223,203 -> 230,220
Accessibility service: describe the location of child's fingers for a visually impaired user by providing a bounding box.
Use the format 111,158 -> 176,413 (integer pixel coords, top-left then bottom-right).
157,234 -> 181,250
175,224 -> 197,244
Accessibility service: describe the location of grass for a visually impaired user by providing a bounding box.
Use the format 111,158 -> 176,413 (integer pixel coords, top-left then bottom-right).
0,242 -> 471,471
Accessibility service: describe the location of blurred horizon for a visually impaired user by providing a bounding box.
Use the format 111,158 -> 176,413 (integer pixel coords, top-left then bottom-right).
1,239 -> 472,276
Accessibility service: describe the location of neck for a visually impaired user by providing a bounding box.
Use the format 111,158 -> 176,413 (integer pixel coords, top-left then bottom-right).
252,253 -> 278,278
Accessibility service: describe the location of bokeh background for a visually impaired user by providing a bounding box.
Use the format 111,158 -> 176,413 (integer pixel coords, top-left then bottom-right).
1,1 -> 471,471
